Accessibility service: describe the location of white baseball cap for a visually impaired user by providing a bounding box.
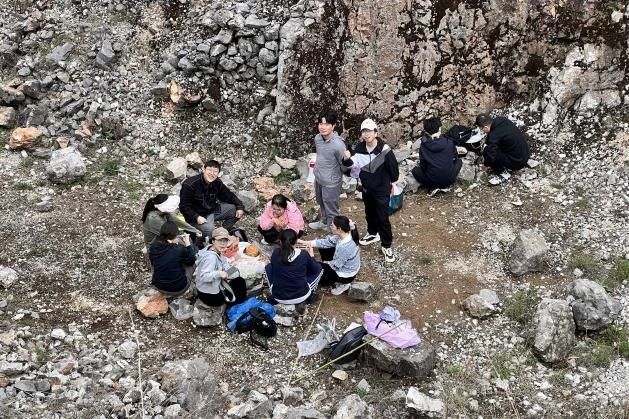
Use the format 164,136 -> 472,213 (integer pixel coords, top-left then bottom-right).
154,195 -> 180,213
360,118 -> 377,131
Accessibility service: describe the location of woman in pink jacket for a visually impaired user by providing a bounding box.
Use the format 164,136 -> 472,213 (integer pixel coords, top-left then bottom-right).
258,194 -> 305,244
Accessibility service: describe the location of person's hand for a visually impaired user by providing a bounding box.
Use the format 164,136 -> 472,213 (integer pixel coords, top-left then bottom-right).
181,233 -> 190,246
197,216 -> 207,225
307,246 -> 315,257
343,149 -> 351,160
296,239 -> 308,248
235,209 -> 245,219
219,271 -> 228,279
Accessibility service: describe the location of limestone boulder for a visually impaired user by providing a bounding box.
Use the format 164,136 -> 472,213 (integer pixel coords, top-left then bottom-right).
0,106 -> 16,127
46,147 -> 86,184
9,127 -> 43,150
332,394 -> 373,419
159,358 -> 217,413
566,278 -> 621,331
192,300 -> 225,327
133,288 -> 168,318
526,299 -> 575,363
361,337 -> 436,381
509,229 -> 549,276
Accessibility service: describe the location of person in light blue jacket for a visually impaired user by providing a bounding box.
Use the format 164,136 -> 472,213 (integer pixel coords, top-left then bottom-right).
299,216 -> 361,287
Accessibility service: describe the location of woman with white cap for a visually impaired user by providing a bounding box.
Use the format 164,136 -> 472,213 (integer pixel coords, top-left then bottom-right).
142,194 -> 201,247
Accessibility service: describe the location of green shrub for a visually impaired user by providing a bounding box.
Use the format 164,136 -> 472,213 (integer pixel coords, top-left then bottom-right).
504,286 -> 540,325
568,253 -> 602,277
612,258 -> 629,284
577,339 -> 614,368
598,325 -> 629,359
490,351 -> 512,379
102,159 -> 121,175
274,169 -> 298,184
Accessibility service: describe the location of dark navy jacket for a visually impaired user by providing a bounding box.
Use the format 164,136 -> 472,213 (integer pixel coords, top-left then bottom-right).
149,241 -> 196,293
418,135 -> 459,186
343,138 -> 399,195
267,249 -> 322,301
180,174 -> 244,224
483,117 -> 530,167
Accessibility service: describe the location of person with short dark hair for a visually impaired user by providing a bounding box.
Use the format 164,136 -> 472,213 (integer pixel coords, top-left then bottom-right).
411,117 -> 462,191
300,216 -> 361,288
195,227 -> 247,307
342,118 -> 399,263
258,194 -> 305,244
179,159 -> 245,238
148,221 -> 197,297
475,113 -> 530,185
142,194 -> 201,246
309,112 -> 347,230
265,229 -> 323,306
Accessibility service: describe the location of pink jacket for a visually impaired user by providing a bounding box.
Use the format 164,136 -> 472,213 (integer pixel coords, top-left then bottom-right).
259,200 -> 305,233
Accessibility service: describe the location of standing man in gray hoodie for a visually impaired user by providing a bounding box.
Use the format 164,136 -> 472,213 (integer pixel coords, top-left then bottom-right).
309,111 -> 347,230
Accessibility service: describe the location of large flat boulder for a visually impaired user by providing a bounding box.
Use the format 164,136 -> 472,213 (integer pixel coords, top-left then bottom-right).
361,337 -> 436,381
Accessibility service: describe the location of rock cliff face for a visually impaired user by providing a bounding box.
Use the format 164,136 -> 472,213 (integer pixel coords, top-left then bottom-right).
277,0 -> 627,144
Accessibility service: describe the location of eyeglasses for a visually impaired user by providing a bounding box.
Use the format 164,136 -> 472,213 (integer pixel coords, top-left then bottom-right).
204,169 -> 220,175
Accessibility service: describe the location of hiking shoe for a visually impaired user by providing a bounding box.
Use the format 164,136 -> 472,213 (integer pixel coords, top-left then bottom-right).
260,238 -> 269,245
331,283 -> 351,295
428,188 -> 451,197
382,247 -> 395,263
308,220 -> 327,230
488,174 -> 508,186
359,233 -> 380,246
295,302 -> 306,315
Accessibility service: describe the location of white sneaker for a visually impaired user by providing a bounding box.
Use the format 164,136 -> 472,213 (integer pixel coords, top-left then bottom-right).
260,238 -> 269,245
359,233 -> 380,246
308,220 -> 327,230
381,247 -> 395,263
331,283 -> 351,295
488,174 -> 507,186
428,188 -> 451,197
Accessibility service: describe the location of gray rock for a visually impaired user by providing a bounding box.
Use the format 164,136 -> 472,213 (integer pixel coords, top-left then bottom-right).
333,394 -> 373,419
245,14 -> 269,28
50,328 -> 66,340
526,298 -> 575,363
273,404 -> 326,419
96,39 -> 115,68
461,294 -> 496,319
227,390 -> 272,418
15,380 -> 36,392
274,304 -> 297,317
26,105 -> 48,126
160,358 -> 216,412
509,229 -> 549,276
404,173 -> 420,193
46,148 -> 86,184
406,387 -> 444,417
0,266 -> 18,288
202,97 -> 218,111
117,341 -> 138,360
237,190 -> 259,213
0,106 -> 16,127
0,85 -> 25,105
178,57 -> 196,72
290,179 -> 314,203
165,157 -> 188,182
281,386 -> 304,405
20,79 -> 41,99
479,289 -> 500,306
219,55 -> 239,71
267,163 -> 282,177
275,156 -> 297,169
169,298 -> 195,321
566,278 -> 621,331
193,300 -> 225,327
356,379 -> 371,393
347,282 -> 375,302
457,160 -> 476,182
210,44 -> 227,58
258,48 -> 277,65
341,176 -> 357,194
164,404 -> 183,418
152,81 -> 170,97
215,29 -> 234,44
35,200 -> 53,212
237,38 -> 255,59
0,361 -> 26,375
47,42 -> 74,64
361,337 -> 436,381
393,149 -> 412,163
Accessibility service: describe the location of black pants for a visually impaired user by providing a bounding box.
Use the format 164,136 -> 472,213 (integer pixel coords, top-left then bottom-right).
197,277 -> 247,307
485,151 -> 527,175
363,191 -> 392,248
411,159 -> 462,189
257,225 -> 303,244
319,263 -> 355,287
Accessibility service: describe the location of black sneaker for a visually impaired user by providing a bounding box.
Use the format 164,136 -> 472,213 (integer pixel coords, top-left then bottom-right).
295,302 -> 306,315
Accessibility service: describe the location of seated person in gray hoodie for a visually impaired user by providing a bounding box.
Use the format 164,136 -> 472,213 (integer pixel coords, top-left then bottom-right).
411,117 -> 462,189
299,216 -> 361,287
195,227 -> 247,307
149,222 -> 197,297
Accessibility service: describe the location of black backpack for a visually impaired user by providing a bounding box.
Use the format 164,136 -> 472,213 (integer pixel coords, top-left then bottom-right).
328,326 -> 368,364
445,125 -> 482,153
235,307 -> 277,350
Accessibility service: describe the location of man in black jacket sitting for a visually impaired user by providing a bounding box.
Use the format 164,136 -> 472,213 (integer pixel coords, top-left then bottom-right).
179,159 -> 245,238
476,113 -> 530,185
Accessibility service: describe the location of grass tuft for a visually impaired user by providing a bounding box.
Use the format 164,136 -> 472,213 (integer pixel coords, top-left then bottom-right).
504,286 -> 539,325
102,159 -> 121,175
